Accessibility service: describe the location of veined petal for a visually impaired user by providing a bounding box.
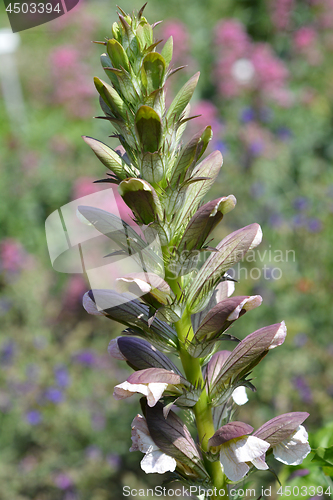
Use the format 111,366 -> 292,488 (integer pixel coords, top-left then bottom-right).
273,425 -> 311,465
116,276 -> 152,295
113,381 -> 149,400
230,436 -> 270,463
108,338 -> 126,360
232,386 -> 248,406
219,445 -> 250,481
146,383 -> 168,407
82,292 -> 104,315
268,321 -> 287,349
140,448 -> 177,474
249,225 -> 263,250
251,454 -> 269,470
130,414 -> 158,453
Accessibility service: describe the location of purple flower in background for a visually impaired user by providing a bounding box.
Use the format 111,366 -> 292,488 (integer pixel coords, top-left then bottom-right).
307,218 -> 322,233
259,107 -> 273,123
54,473 -> 73,490
73,350 -> 96,366
25,410 -> 42,425
54,366 -> 71,387
85,445 -> 102,461
249,140 -> 264,156
269,213 -> 283,228
293,333 -> 308,347
0,298 -> 12,316
91,412 -> 106,431
45,387 -> 64,404
106,453 -> 121,470
277,127 -> 293,141
1,340 -> 15,365
292,214 -> 307,228
289,469 -> 310,479
293,196 -> 309,211
215,140 -> 228,154
240,107 -> 255,123
293,376 -> 313,404
251,182 -> 265,199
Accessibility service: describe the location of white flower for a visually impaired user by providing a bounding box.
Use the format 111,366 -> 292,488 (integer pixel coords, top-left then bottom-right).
113,381 -> 168,407
231,58 -> 255,84
232,386 -> 248,406
130,414 -> 177,474
272,425 -> 311,465
219,436 -> 270,482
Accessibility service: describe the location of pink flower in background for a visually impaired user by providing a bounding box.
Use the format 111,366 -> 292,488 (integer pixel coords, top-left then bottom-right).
160,20 -> 190,64
251,44 -> 288,90
72,177 -> 133,225
294,27 -> 317,50
214,19 -> 291,105
72,177 -> 100,200
63,275 -> 87,310
0,239 -> 31,276
190,100 -> 223,137
51,47 -> 78,69
50,46 -> 94,118
270,0 -> 294,31
215,19 -> 250,57
293,27 -> 322,66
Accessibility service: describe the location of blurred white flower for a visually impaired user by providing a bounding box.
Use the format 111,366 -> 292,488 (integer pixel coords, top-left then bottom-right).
231,58 -> 255,84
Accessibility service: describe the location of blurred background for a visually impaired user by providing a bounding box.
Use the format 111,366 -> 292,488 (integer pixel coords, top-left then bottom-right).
0,0 -> 333,498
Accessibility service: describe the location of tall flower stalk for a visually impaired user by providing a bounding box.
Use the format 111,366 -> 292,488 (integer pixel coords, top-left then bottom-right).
81,5 -> 310,498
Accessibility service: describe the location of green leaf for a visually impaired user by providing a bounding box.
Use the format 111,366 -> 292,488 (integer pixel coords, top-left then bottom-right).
173,151 -> 223,232
87,290 -> 178,350
135,105 -> 162,153
194,295 -> 261,342
82,136 -> 130,179
210,322 -> 286,403
94,77 -> 128,119
136,22 -> 153,51
100,53 -> 120,89
141,151 -> 164,183
107,38 -> 130,72
141,52 -> 166,94
161,36 -> 173,66
186,223 -> 262,313
169,126 -> 213,187
118,178 -> 163,224
166,72 -> 200,125
178,196 -> 236,253
77,206 -> 164,276
311,447 -> 333,467
107,67 -> 140,104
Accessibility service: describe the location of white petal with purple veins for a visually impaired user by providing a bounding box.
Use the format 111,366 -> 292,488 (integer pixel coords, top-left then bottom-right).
273,425 -> 311,465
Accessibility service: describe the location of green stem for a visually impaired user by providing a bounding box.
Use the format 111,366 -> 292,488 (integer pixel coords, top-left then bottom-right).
166,276 -> 229,500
